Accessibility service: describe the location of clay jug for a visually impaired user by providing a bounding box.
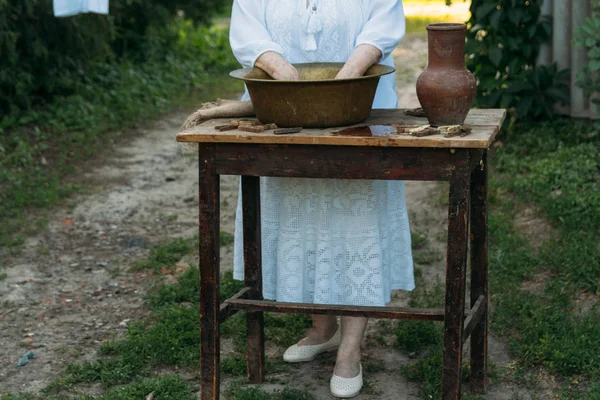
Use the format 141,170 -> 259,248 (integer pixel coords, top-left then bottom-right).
416,23 -> 476,127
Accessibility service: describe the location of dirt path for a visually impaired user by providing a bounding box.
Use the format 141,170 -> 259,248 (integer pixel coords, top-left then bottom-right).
1,34 -> 538,399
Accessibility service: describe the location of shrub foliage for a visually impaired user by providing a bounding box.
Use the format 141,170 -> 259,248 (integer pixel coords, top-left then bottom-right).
465,0 -> 569,119
0,0 -> 227,115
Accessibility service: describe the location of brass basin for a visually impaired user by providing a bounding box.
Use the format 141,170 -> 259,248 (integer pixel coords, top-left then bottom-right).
230,63 -> 395,128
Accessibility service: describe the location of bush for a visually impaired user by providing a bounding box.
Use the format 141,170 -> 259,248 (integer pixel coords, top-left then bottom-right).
465,0 -> 569,119
0,23 -> 240,247
0,0 -> 228,115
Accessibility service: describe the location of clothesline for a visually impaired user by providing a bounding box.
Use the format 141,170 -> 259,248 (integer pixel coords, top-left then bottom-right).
53,0 -> 109,17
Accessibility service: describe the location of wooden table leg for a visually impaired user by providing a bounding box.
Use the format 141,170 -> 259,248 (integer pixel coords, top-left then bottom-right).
442,151 -> 471,400
469,150 -> 488,393
242,176 -> 265,383
199,144 -> 221,400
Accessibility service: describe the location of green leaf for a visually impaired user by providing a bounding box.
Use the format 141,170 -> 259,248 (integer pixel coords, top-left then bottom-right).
490,10 -> 504,30
489,47 -> 503,67
540,20 -> 552,37
582,22 -> 595,35
515,95 -> 534,117
508,9 -> 523,26
585,37 -> 597,47
576,70 -> 593,86
545,87 -> 569,103
527,23 -> 537,38
555,68 -> 571,82
531,70 -> 541,87
480,76 -> 499,91
590,60 -> 600,72
506,36 -> 520,51
506,81 -> 534,94
501,93 -> 514,107
508,58 -> 521,75
589,48 -> 600,58
476,3 -> 498,21
487,91 -> 502,106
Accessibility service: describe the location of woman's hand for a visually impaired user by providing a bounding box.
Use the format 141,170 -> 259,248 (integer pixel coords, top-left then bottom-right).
256,51 -> 301,81
335,44 -> 382,79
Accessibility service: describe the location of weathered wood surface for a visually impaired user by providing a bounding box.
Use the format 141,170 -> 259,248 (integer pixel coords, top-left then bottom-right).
442,150 -> 471,400
177,109 -> 506,149
218,287 -> 250,323
242,176 -> 265,384
214,144 -> 464,181
462,295 -> 486,344
470,150 -> 489,393
192,137 -> 497,399
198,144 -> 221,400
224,298 -> 446,321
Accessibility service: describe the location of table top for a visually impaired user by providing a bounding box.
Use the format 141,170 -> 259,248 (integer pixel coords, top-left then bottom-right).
177,108 -> 506,149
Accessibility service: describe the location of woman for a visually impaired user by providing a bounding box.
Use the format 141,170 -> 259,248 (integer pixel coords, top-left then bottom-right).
230,1 -> 413,397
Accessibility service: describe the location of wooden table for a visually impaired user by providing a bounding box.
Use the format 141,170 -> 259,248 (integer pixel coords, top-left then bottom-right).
177,108 -> 506,400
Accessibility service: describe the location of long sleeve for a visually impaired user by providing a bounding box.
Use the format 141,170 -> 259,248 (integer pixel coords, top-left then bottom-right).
355,0 -> 405,60
230,0 -> 285,67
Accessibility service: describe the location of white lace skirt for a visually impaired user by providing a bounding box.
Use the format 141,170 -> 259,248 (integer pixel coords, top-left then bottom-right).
233,177 -> 414,307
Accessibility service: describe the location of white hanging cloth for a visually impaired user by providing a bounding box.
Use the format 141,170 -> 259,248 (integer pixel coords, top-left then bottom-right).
54,0 -> 109,17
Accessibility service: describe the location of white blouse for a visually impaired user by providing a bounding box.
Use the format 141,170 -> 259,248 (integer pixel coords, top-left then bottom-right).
230,0 -> 406,108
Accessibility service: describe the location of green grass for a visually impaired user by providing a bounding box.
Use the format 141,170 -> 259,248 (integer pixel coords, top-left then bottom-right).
392,246 -> 447,398
405,14 -> 469,35
413,250 -> 444,265
131,232 -> 236,274
495,120 -> 600,294
0,216 -> 309,399
222,356 -> 293,378
132,237 -> 195,273
558,379 -> 600,400
487,121 -> 600,393
224,385 -> 313,400
11,242 -> 310,399
411,230 -> 429,250
2,376 -> 196,400
402,349 -> 444,397
399,119 -> 600,399
395,320 -> 442,354
363,361 -> 386,373
220,231 -> 235,246
406,16 -> 447,34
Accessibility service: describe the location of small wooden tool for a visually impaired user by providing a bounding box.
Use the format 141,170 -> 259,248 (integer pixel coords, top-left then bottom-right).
273,127 -> 303,135
409,125 -> 440,137
214,124 -> 237,132
238,125 -> 265,133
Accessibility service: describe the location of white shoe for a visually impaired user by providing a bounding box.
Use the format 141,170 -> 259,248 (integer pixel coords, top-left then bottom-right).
282,327 -> 341,363
330,364 -> 363,399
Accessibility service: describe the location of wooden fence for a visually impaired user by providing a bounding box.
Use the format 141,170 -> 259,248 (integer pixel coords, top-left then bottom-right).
537,0 -> 599,119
